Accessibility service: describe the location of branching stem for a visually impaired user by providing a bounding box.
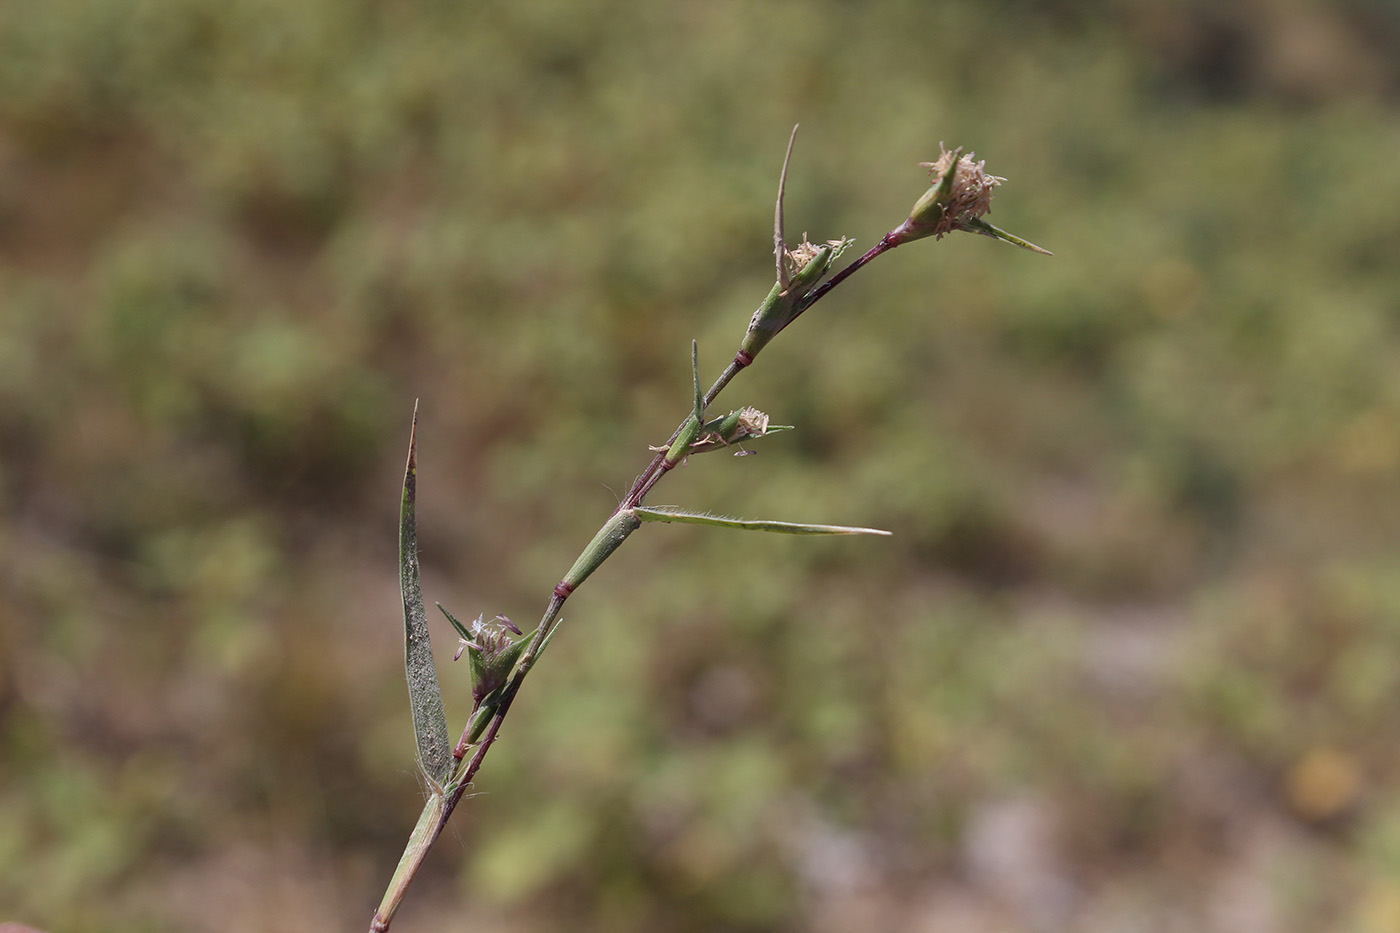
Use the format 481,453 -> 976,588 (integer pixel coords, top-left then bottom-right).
371,224 -> 904,931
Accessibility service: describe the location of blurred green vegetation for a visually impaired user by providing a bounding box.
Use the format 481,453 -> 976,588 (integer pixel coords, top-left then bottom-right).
4,0 -> 1400,930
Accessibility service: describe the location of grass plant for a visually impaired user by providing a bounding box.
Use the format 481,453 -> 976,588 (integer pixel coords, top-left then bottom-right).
370,130 -> 1047,930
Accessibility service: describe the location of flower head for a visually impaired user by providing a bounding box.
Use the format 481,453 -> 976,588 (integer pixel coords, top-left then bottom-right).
444,610 -> 526,704
895,144 -> 1004,244
454,613 -> 520,658
920,146 -> 1003,227
735,406 -> 770,438
784,235 -> 843,281
889,145 -> 1051,254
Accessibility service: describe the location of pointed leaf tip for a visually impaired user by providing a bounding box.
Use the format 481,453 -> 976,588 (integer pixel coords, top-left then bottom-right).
437,602 -> 474,641
963,217 -> 1052,255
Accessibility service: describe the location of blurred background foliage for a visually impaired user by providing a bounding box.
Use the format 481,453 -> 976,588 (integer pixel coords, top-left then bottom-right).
3,0 -> 1400,929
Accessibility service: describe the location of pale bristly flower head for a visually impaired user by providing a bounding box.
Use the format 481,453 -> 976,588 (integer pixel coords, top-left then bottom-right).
890,144 -> 1051,254
917,146 -> 1003,234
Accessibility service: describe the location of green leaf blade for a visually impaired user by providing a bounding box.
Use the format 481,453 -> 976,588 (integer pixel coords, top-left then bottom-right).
691,339 -> 704,423
963,216 -> 1053,255
632,505 -> 891,536
401,404 -> 451,786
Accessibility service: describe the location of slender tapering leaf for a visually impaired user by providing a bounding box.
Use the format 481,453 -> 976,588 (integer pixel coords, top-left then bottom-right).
691,340 -> 704,423
400,404 -> 451,786
775,124 -> 798,288
963,216 -> 1053,254
437,602 -> 473,641
632,506 -> 891,536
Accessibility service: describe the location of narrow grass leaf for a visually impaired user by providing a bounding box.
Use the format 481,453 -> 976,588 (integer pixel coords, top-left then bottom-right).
401,404 -> 451,785
691,339 -> 703,422
632,506 -> 891,536
963,216 -> 1053,254
437,602 -> 473,641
